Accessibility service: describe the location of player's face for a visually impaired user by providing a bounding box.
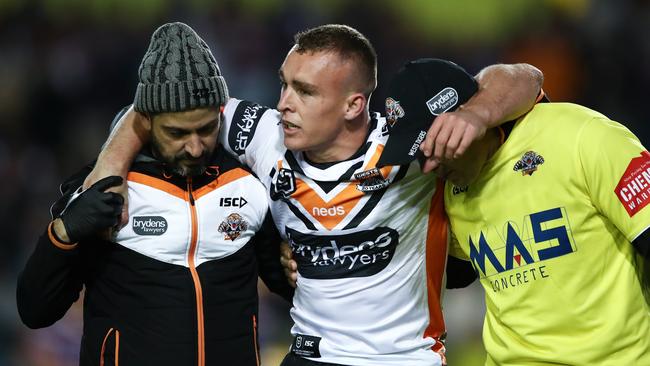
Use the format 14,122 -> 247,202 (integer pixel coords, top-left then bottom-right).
434,131 -> 497,186
277,47 -> 359,161
150,107 -> 220,176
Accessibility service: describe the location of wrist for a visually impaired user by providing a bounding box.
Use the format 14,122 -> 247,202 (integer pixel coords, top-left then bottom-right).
460,94 -> 499,129
49,219 -> 78,250
98,106 -> 148,175
95,150 -> 131,176
52,218 -> 71,242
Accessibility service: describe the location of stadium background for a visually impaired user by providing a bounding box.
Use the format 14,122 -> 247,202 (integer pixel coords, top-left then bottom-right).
0,0 -> 648,365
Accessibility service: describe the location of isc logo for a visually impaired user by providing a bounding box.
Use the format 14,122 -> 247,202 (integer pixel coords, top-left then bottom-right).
468,207 -> 576,276
291,333 -> 321,357
219,197 -> 248,208
312,206 -> 345,217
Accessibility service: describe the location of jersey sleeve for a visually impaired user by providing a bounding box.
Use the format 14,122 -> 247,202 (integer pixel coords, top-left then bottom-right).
445,254 -> 477,289
219,98 -> 285,178
578,116 -> 650,241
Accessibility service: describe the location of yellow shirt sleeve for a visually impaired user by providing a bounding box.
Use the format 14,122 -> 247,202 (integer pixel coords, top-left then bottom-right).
577,116 -> 650,241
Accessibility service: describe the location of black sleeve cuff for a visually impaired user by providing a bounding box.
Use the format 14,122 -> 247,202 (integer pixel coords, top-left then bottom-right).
445,255 -> 477,289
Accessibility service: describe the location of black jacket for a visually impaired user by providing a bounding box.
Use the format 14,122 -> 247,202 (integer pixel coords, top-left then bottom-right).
17,148 -> 293,366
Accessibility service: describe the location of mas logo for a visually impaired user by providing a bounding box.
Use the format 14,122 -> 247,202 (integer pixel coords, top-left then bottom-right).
615,151 -> 650,217
466,207 -> 576,292
218,213 -> 248,240
513,150 -> 544,175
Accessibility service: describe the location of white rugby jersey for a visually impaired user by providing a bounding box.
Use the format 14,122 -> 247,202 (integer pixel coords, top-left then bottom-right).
221,98 -> 448,366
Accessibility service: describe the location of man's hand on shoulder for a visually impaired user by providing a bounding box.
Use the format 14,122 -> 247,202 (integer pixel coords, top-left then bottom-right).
84,165 -> 129,227
58,176 -> 124,243
418,63 -> 542,173
419,106 -> 487,173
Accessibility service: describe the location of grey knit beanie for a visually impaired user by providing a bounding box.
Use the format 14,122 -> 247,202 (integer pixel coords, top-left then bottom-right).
134,22 -> 228,114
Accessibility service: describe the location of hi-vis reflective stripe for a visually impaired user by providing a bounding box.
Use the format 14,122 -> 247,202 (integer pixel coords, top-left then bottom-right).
186,176 -> 205,366
423,178 -> 447,352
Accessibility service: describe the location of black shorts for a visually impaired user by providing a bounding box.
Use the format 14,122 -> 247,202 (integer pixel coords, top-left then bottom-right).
279,353 -> 349,366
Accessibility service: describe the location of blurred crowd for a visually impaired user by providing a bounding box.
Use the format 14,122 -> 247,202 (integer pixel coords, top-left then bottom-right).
1,0 -> 648,365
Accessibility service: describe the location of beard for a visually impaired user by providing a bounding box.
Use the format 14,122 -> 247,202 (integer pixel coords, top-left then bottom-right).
151,139 -> 210,177
172,158 -> 208,177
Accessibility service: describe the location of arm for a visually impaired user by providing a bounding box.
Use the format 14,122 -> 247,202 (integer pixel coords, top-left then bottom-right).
83,106 -> 150,225
445,255 -> 477,289
17,174 -> 123,328
17,226 -> 84,328
633,233 -> 650,300
633,230 -> 650,259
85,106 -> 149,187
468,63 -> 544,127
280,242 -> 297,288
420,63 -> 543,172
220,99 -> 284,177
575,111 -> 650,297
254,213 -> 295,302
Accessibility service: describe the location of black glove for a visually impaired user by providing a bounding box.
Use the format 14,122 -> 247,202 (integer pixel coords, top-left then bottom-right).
60,176 -> 124,242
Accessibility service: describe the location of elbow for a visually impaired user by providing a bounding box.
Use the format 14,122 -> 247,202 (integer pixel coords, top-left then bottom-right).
476,63 -> 544,93
529,64 -> 544,92
260,273 -> 295,303
516,63 -> 544,93
17,304 -> 57,329
20,317 -> 53,330
16,282 -> 59,329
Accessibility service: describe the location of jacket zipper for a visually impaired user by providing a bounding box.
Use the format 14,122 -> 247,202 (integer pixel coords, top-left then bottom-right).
186,177 -> 205,366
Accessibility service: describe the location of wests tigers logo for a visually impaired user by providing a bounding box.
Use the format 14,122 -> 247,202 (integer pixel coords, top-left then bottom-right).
513,151 -> 544,176
218,213 -> 248,240
385,97 -> 405,127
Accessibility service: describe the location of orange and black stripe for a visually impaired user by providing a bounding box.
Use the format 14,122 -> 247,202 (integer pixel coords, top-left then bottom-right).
423,178 -> 448,353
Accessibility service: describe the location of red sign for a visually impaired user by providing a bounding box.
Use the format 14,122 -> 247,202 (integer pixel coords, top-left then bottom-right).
615,151 -> 650,217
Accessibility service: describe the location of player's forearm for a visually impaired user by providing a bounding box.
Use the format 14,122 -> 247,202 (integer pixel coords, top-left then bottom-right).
96,106 -> 148,178
465,63 -> 543,128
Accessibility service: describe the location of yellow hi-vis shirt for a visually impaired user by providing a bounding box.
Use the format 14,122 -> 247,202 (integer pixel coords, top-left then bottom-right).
445,103 -> 650,365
